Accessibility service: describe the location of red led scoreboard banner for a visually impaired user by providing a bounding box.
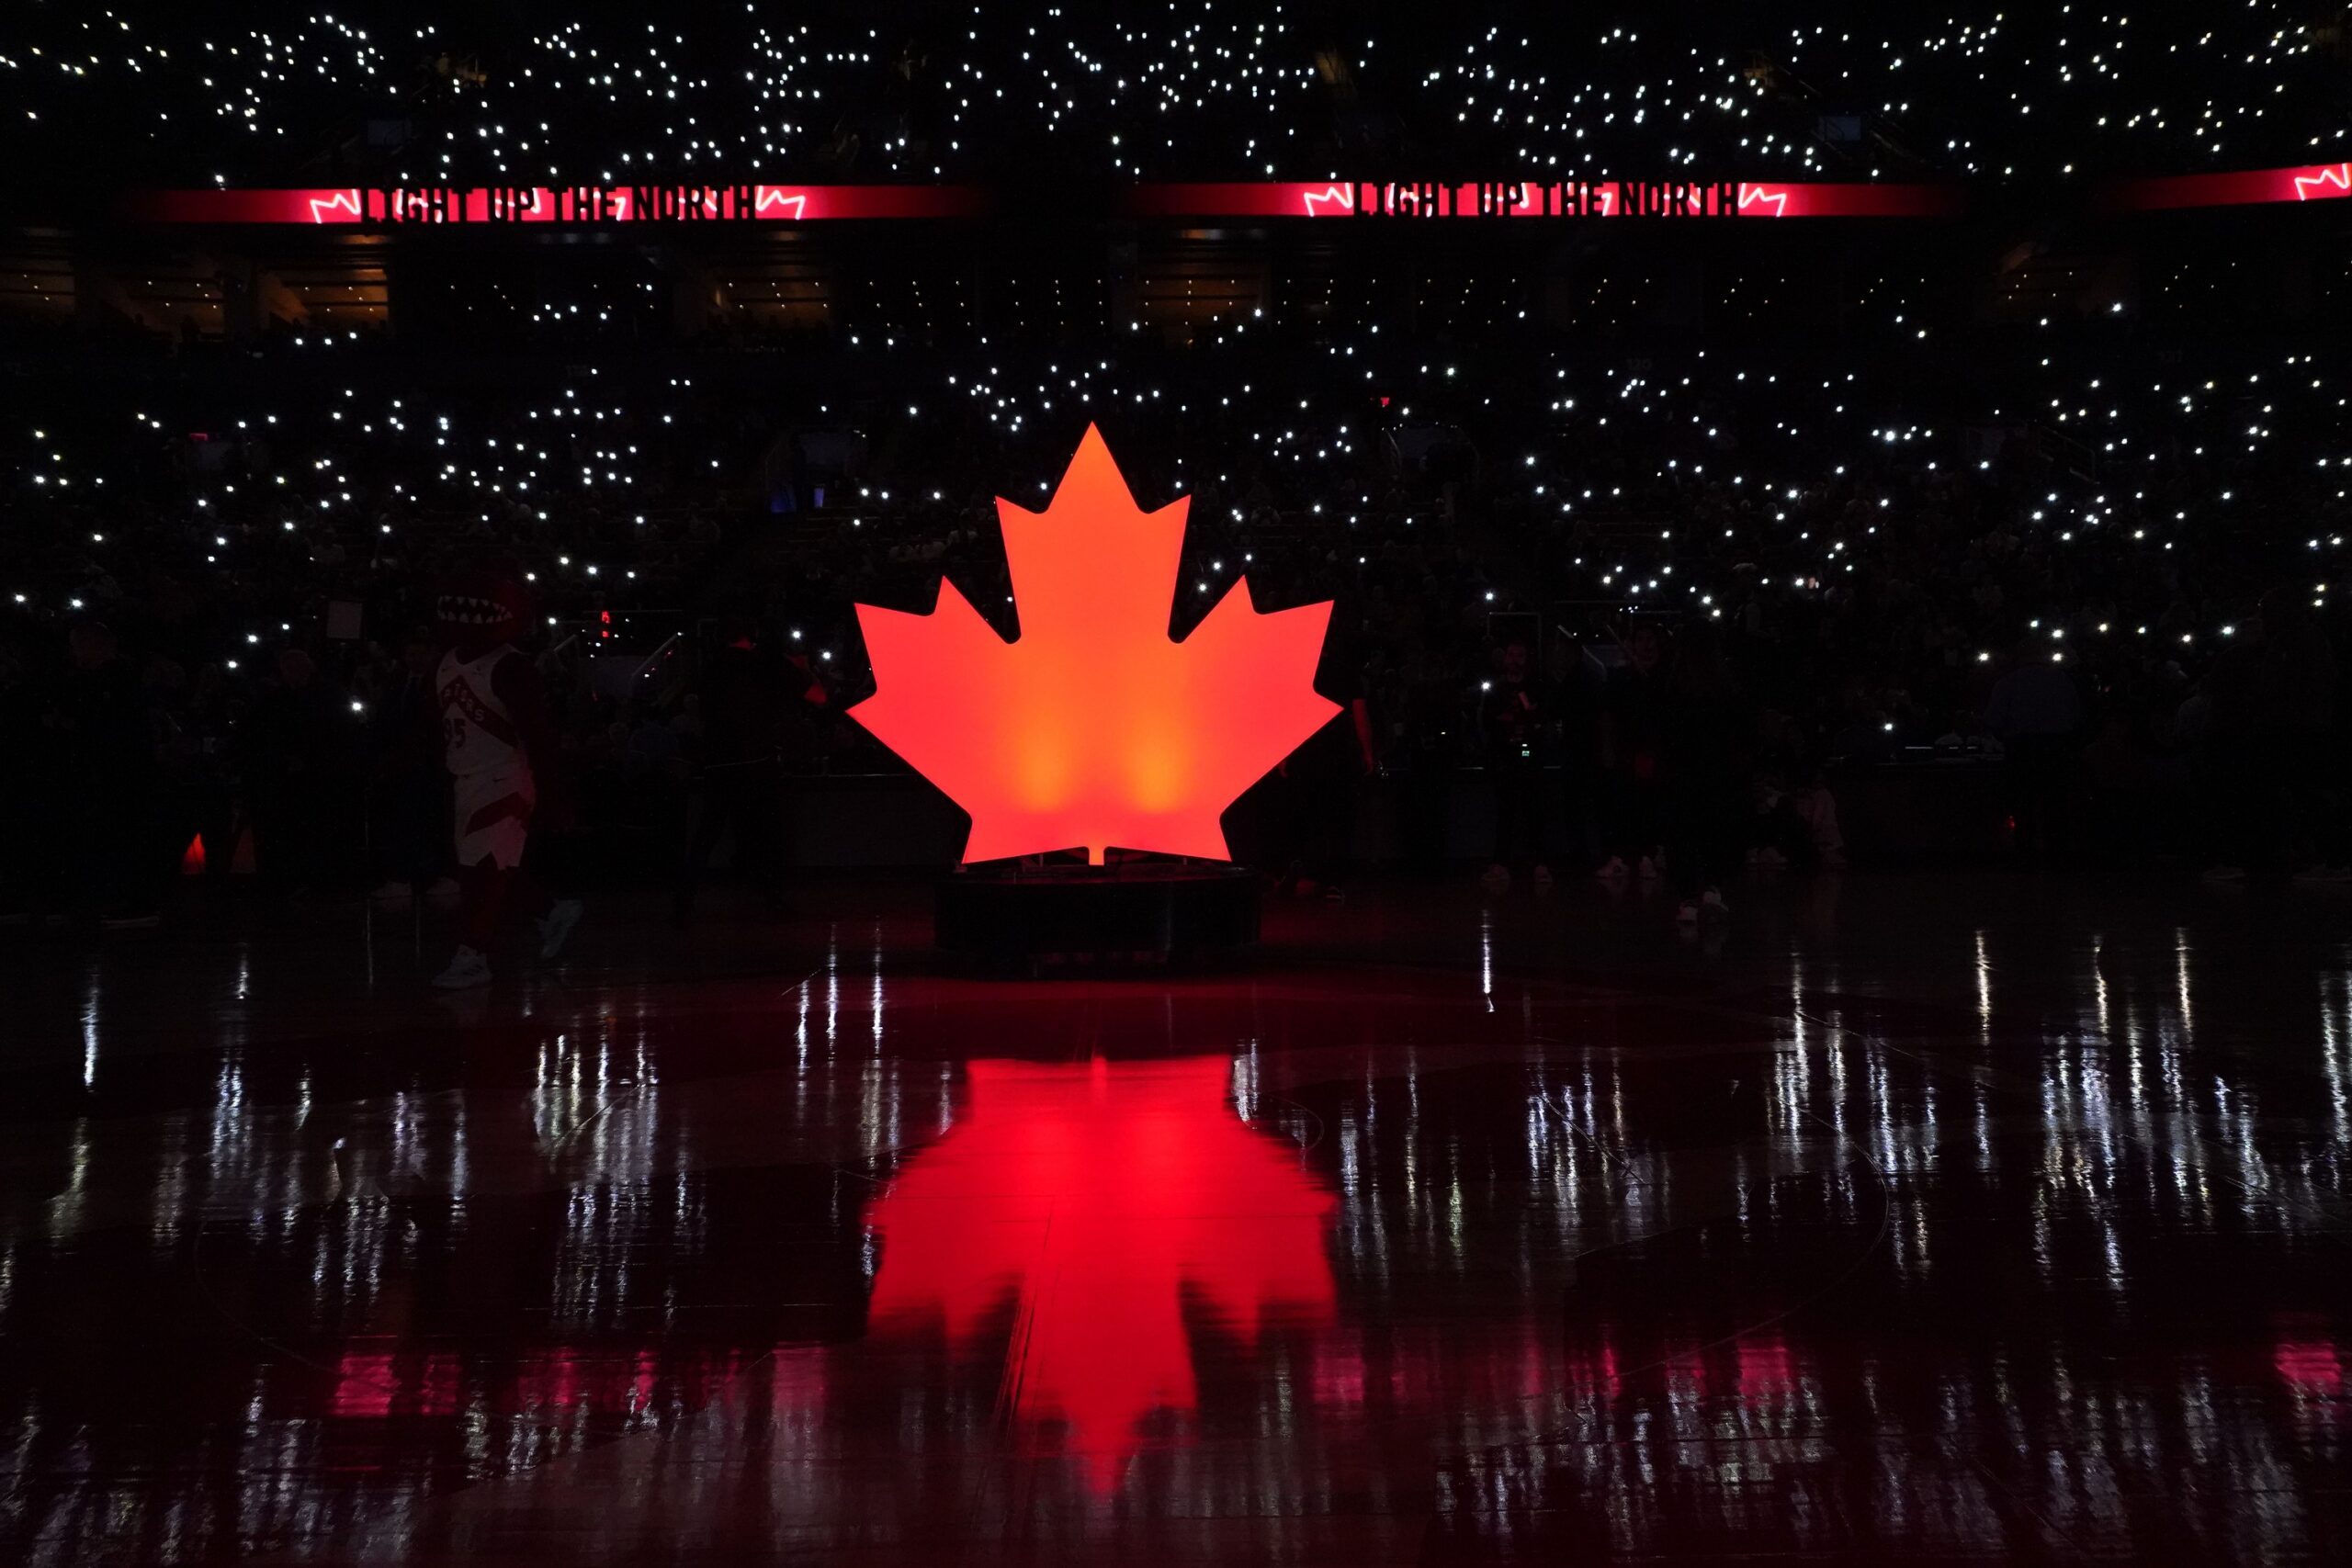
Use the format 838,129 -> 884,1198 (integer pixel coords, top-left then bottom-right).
2098,161 -> 2352,213
1127,179 -> 1961,220
122,178 -> 1944,226
121,184 -> 983,225
119,165 -> 2352,226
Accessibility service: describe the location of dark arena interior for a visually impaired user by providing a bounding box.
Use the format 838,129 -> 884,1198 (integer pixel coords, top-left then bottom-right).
5,4 -> 2352,1563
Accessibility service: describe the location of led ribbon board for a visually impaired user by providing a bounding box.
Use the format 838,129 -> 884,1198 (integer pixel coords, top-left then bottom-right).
119,184 -> 983,225
1128,179 -> 1962,219
2098,162 -> 2352,212
123,178 -> 1946,224
847,426 -> 1339,866
127,166 -> 2352,226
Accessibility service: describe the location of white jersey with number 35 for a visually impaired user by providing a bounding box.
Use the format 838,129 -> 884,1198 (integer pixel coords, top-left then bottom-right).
437,647 -> 527,780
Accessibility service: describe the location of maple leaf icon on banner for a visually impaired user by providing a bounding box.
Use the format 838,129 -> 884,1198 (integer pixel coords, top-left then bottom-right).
849,424 -> 1340,864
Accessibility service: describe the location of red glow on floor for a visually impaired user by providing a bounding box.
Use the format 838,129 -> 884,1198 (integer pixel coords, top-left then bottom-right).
1738,1336 -> 1798,1404
332,1352 -> 397,1418
180,834 -> 205,875
1589,1341 -> 1622,1402
331,1348 -> 458,1417
866,1056 -> 1336,1490
2276,1338 -> 2345,1393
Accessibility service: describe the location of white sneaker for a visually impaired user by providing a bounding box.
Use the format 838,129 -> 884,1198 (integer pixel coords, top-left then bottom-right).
369,880 -> 414,905
537,899 -> 582,960
1479,864 -> 1511,895
1594,856 -> 1629,881
1637,855 -> 1660,882
1701,888 -> 1731,918
433,945 -> 492,989
424,876 -> 462,904
1675,900 -> 1700,925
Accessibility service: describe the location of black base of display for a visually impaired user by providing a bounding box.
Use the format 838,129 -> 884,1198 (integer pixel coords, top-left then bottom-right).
934,863 -> 1260,971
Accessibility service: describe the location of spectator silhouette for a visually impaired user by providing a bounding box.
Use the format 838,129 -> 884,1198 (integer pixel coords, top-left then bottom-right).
1985,640 -> 2083,862
56,621 -> 163,925
244,648 -> 353,897
368,632 -> 454,901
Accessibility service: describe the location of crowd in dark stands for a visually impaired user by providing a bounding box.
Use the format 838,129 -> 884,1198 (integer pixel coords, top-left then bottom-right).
3,288 -> 2345,931
4,1 -> 2347,928
12,5 -> 2343,192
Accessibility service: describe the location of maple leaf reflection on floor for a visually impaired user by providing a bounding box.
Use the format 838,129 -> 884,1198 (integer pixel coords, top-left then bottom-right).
865,1057 -> 1337,1491
848,424 -> 1340,864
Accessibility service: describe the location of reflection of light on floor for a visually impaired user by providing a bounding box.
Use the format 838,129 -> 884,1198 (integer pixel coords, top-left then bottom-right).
1973,930 -> 1992,1030
1479,908 -> 1493,1007
334,1347 -> 458,1417
871,919 -> 885,1048
825,926 -> 840,1045
2176,927 -> 2195,1036
2091,932 -> 2110,1039
2275,1337 -> 2344,1394
866,1056 -> 1335,1491
1736,1335 -> 1798,1407
2324,965 -> 2350,1145
81,970 -> 100,1089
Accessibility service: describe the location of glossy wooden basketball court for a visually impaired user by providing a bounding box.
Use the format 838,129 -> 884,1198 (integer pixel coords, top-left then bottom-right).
2,873 -> 2346,1562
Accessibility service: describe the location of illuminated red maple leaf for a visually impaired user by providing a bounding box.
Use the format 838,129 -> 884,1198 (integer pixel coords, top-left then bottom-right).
848,424 -> 1340,863
866,1057 -> 1336,1491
